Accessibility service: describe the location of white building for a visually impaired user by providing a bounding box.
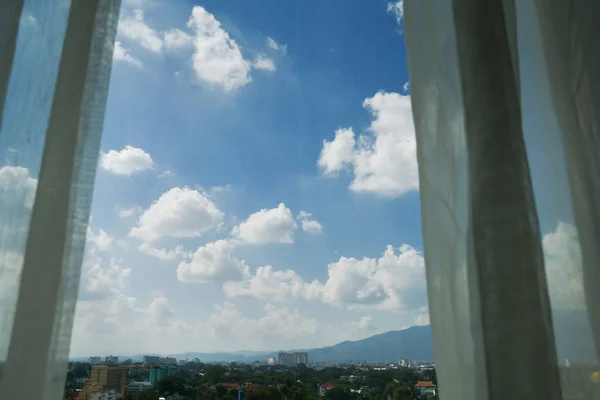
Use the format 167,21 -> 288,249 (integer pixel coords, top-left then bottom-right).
267,358 -> 275,365
278,352 -> 296,366
295,352 -> 308,365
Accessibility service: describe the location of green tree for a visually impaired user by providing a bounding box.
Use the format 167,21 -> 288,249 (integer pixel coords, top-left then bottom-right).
215,385 -> 228,399
278,384 -> 291,399
247,387 -> 283,400
324,388 -> 350,400
205,365 -> 226,385
157,375 -> 187,396
392,387 -> 413,400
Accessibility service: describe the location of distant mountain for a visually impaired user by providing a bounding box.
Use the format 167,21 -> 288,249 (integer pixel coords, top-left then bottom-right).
174,325 -> 434,363
72,310 -> 596,364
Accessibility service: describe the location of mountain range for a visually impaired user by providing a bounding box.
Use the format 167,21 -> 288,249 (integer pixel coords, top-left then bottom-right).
73,310 -> 597,364
171,325 -> 433,363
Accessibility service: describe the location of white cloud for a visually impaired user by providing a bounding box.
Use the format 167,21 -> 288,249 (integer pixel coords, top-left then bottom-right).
207,302 -> 318,342
232,203 -> 297,244
253,55 -> 276,72
402,81 -> 410,94
387,1 -> 404,25
177,239 -> 249,283
223,265 -> 322,302
224,244 -> 426,312
130,187 -> 224,242
320,244 -> 426,310
117,206 -> 141,219
353,316 -> 376,330
113,41 -> 143,67
267,37 -> 281,51
543,221 -> 585,311
100,145 -> 154,176
164,28 -> 193,51
297,211 -> 323,234
414,313 -> 430,326
318,91 -> 418,197
187,6 -> 252,91
157,170 -> 173,179
0,165 -> 37,210
87,227 -> 113,251
81,258 -> 132,301
138,243 -> 192,261
118,9 -> 163,53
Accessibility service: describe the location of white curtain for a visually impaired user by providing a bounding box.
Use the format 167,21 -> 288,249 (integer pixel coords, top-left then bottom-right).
405,1 -> 600,399
0,1 -> 120,399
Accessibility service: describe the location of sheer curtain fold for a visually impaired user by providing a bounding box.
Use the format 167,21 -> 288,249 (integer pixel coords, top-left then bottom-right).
534,0 -> 600,364
405,0 -> 600,399
0,1 -> 120,399
0,1 -> 24,131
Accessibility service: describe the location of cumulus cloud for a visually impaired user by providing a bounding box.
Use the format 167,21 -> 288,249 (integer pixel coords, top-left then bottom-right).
177,239 -> 249,283
414,313 -> 430,326
353,316 -> 376,330
80,258 -> 132,301
71,298 -> 318,355
320,244 -> 426,310
117,206 -> 141,219
318,91 -> 418,198
187,6 -> 252,91
130,187 -> 224,242
543,221 -> 585,311
113,41 -> 143,67
224,244 -> 427,312
387,1 -> 404,25
232,203 -> 297,244
138,243 -> 192,261
117,5 -> 277,91
253,55 -> 276,72
100,146 -> 154,176
223,265 -> 322,302
0,165 -> 37,210
118,9 -> 164,53
297,211 -> 323,234
207,302 -> 318,343
87,227 -> 113,251
163,28 -> 193,50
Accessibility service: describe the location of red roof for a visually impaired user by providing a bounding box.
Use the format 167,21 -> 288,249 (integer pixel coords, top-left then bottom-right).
218,383 -> 240,389
321,383 -> 335,388
416,381 -> 436,387
246,384 -> 260,389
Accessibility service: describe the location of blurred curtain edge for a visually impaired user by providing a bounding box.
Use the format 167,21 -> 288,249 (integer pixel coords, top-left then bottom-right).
0,1 -> 120,399
404,1 -> 600,399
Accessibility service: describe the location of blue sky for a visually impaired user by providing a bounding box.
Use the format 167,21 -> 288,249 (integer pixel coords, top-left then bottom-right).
0,0 -> 587,359
67,0 -> 429,356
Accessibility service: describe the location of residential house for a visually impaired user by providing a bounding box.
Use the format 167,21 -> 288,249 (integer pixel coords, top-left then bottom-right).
318,383 -> 335,396
415,381 -> 437,396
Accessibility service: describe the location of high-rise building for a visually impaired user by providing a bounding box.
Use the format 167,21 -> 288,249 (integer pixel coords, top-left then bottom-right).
89,363 -> 128,397
277,352 -> 296,367
149,364 -> 178,384
104,355 -> 118,364
294,352 -> 308,365
143,355 -> 161,364
88,356 -> 102,365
